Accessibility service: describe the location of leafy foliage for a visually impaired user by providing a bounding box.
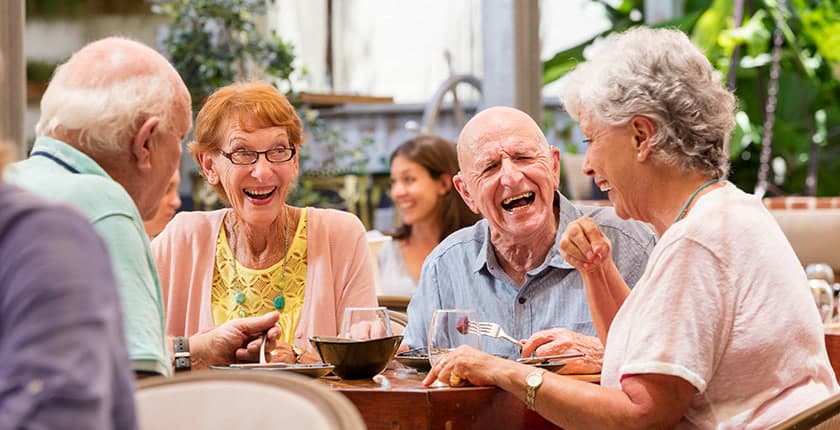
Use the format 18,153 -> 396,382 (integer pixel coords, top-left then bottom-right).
152,0 -> 295,108
544,0 -> 840,196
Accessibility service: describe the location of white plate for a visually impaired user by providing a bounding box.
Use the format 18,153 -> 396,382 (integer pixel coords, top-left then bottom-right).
210,363 -> 334,378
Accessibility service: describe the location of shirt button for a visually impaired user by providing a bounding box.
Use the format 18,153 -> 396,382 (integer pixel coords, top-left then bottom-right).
518,297 -> 527,304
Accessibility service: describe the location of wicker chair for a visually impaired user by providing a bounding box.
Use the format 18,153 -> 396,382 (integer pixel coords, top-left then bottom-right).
135,370 -> 365,429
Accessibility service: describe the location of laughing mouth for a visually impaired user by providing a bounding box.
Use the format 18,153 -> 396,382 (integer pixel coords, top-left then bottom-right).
244,187 -> 276,200
501,192 -> 535,212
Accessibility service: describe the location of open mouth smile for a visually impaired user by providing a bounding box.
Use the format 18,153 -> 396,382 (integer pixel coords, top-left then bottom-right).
501,192 -> 535,212
244,187 -> 276,200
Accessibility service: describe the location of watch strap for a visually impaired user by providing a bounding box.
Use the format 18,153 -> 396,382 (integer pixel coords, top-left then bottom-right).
173,336 -> 191,371
525,369 -> 545,410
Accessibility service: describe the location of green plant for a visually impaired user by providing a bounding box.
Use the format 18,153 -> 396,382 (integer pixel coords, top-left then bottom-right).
26,60 -> 58,83
543,0 -> 840,197
27,0 -> 151,18
152,0 -> 295,108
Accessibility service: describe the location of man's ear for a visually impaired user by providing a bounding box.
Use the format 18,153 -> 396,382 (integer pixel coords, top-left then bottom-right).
131,116 -> 160,173
550,146 -> 561,189
196,150 -> 219,185
630,115 -> 655,160
453,173 -> 479,214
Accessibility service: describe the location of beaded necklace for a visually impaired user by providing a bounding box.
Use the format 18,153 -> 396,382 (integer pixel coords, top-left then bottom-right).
228,207 -> 291,317
672,178 -> 720,225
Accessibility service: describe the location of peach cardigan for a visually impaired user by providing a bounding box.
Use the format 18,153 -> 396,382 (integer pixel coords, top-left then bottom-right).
151,207 -> 378,351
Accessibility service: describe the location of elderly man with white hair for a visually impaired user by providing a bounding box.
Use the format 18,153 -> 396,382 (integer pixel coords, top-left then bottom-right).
6,37 -> 280,377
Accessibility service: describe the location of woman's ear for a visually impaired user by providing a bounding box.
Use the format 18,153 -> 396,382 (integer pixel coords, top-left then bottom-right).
630,115 -> 655,161
437,173 -> 453,195
197,151 -> 218,184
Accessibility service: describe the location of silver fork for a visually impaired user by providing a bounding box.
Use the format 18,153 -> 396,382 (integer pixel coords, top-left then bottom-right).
259,333 -> 268,364
467,320 -> 521,348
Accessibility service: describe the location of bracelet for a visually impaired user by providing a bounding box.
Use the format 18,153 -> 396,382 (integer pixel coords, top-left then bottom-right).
173,336 -> 191,372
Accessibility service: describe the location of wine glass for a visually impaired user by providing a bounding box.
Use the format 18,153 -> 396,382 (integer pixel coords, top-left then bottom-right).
810,279 -> 834,324
427,309 -> 481,367
806,263 -> 835,284
340,306 -> 392,340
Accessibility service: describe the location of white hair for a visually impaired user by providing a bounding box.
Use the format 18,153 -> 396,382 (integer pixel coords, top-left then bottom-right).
36,54 -> 179,157
561,27 -> 735,178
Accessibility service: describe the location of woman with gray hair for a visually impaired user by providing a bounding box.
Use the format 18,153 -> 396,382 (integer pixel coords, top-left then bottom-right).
424,27 -> 837,428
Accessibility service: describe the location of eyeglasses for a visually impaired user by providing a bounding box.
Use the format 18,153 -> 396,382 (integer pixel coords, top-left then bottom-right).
221,147 -> 296,165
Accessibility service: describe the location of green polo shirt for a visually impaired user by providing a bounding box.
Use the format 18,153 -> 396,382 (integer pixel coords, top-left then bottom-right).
5,137 -> 171,377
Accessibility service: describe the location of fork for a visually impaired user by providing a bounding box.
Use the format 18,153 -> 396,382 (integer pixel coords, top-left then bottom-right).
467,321 -> 521,348
259,333 -> 268,364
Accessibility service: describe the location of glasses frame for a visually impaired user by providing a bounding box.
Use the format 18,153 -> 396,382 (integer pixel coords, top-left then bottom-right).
221,147 -> 297,165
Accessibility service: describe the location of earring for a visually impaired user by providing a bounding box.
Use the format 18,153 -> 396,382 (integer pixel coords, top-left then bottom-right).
637,152 -> 643,159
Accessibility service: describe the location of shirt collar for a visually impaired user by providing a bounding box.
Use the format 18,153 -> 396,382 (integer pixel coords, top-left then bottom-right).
30,136 -> 111,178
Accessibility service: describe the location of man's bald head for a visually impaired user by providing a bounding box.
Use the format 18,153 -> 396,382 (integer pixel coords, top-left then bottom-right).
36,37 -> 191,159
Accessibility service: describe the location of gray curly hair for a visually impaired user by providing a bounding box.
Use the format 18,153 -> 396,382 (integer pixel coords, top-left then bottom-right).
561,27 -> 735,178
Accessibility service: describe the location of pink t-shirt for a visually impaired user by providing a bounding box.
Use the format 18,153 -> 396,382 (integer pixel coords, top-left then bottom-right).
602,183 -> 838,429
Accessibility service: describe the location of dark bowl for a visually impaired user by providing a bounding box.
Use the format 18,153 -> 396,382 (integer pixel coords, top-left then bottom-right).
310,335 -> 403,379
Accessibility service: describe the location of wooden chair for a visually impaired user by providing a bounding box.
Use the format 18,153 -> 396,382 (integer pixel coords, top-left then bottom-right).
769,392 -> 840,430
389,310 -> 409,335
135,370 -> 365,429
378,295 -> 410,314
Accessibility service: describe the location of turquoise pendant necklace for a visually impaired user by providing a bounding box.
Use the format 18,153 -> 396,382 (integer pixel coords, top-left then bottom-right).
229,208 -> 291,317
672,178 -> 720,225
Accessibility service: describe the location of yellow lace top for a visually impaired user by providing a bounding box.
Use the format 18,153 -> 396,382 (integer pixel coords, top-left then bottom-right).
210,211 -> 308,345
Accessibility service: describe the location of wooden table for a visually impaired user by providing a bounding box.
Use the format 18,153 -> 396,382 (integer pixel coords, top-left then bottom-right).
825,328 -> 840,383
318,369 -> 599,430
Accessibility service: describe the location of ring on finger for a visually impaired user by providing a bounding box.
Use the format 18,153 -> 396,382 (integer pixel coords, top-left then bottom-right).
449,371 -> 463,386
438,357 -> 447,366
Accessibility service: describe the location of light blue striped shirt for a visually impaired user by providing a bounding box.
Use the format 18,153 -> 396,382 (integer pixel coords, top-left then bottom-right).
404,191 -> 656,358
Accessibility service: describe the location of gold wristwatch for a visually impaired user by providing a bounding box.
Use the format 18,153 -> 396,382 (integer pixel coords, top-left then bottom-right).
525,369 -> 545,410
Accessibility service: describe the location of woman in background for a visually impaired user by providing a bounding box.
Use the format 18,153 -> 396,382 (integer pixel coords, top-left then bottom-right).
377,135 -> 481,296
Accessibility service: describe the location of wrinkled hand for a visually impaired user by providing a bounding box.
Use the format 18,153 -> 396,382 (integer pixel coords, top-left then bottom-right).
422,345 -> 512,387
190,311 -> 280,368
521,328 -> 603,374
559,216 -> 612,274
266,341 -> 297,364
344,320 -> 388,340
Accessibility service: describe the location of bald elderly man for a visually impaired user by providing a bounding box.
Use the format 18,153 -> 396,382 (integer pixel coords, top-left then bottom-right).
403,107 -> 656,373
5,37 -> 279,377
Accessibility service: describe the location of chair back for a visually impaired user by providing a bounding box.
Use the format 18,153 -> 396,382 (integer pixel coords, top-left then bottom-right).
378,295 -> 410,314
388,310 -> 409,335
135,370 -> 365,430
769,392 -> 840,430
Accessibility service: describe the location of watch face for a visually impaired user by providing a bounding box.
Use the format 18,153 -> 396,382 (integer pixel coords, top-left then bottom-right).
526,371 -> 543,386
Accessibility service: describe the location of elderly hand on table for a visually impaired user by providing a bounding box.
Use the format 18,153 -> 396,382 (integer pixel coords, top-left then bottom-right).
188,311 -> 282,368
423,345 -> 514,387
522,329 -> 604,374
